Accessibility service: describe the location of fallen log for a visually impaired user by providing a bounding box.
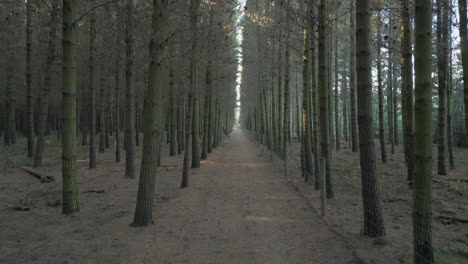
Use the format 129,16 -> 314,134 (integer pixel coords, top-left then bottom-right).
436,215 -> 468,224
21,167 -> 55,183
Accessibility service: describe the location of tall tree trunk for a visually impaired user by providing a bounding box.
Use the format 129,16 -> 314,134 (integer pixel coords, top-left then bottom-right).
302,2 -> 313,183
436,0 -> 448,175
311,4 -> 320,190
99,64 -> 105,154
413,0 -> 434,261
62,0 -> 80,215
318,0 -> 333,198
402,0 -> 415,184
334,11 -> 340,151
356,0 -> 385,237
88,15 -> 97,169
387,4 -> 395,154
115,52 -> 121,162
283,0 -> 291,175
376,10 -> 386,163
349,0 -> 358,153
447,7 -> 455,170
190,0 -> 201,169
342,63 -> 349,143
458,0 -> 468,140
26,0 -> 35,158
181,93 -> 193,188
178,92 -> 185,154
125,0 -> 136,178
131,0 -> 167,227
169,67 -> 177,156
33,0 -> 59,168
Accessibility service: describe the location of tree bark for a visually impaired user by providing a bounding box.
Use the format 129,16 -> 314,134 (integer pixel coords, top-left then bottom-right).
26,0 -> 35,158
318,0 -> 333,198
131,0 -> 167,227
377,10 -> 386,164
356,0 -> 385,237
436,0 -> 448,175
124,0 -> 136,178
413,0 -> 434,261
62,0 -> 80,215
349,0 -> 358,153
458,0 -> 468,141
88,14 -> 97,169
33,0 -> 58,168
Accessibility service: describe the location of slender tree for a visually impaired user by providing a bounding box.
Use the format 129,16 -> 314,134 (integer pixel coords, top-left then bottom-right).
131,0 -> 168,227
458,0 -> 468,140
318,0 -> 333,198
62,0 -> 79,214
190,0 -> 201,169
33,0 -> 59,168
413,0 -> 434,261
355,0 -> 385,237
26,0 -> 35,158
88,14 -> 97,169
302,1 -> 313,184
376,9 -> 386,163
181,93 -> 193,188
125,0 -> 136,178
436,0 -> 448,175
349,0 -> 358,152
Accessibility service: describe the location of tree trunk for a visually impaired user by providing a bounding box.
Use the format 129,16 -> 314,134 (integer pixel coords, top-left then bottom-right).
131,0 -> 167,227
349,0 -> 358,153
311,4 -> 320,190
169,67 -> 177,156
125,0 -> 136,178
458,0 -> 468,141
401,0 -> 415,184
33,0 -> 58,168
387,4 -> 395,154
334,11 -> 340,151
89,15 -> 97,169
26,0 -> 35,158
190,0 -> 201,169
437,0 -> 448,175
355,0 -> 385,237
318,0 -> 333,198
181,93 -> 193,188
413,0 -> 434,262
99,64 -> 105,154
302,3 -> 313,184
282,0 -> 291,176
61,0 -> 80,215
376,11 -> 386,163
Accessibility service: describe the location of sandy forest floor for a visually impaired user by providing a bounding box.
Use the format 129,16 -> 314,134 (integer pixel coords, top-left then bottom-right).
0,130 -> 467,264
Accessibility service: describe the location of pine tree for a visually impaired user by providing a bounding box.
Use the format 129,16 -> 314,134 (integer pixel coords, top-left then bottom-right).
88,14 -> 97,169
458,0 -> 468,140
355,0 -> 385,237
376,9 -> 386,163
318,0 -> 333,198
61,0 -> 79,215
125,0 -> 136,178
132,0 -> 168,227
34,0 -> 59,168
413,0 -> 434,261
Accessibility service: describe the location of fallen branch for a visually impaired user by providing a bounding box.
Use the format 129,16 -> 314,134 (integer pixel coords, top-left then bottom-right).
22,167 -> 55,183
436,215 -> 468,224
83,189 -> 105,194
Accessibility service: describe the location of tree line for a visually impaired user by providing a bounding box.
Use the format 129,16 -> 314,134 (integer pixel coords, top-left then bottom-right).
1,0 -> 238,225
240,0 -> 467,263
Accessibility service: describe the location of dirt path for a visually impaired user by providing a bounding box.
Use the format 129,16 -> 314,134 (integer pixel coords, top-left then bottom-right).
146,130 -> 356,264
1,130 -> 356,264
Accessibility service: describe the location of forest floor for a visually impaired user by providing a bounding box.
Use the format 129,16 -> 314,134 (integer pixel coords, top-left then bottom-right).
0,130 -> 467,264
